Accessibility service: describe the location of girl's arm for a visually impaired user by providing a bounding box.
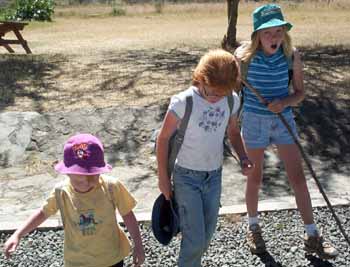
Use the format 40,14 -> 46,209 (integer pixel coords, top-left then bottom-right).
122,211 -> 145,267
268,49 -> 305,113
226,116 -> 253,176
156,111 -> 179,200
4,208 -> 48,259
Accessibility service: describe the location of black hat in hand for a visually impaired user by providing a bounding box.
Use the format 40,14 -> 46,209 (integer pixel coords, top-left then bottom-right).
151,194 -> 180,245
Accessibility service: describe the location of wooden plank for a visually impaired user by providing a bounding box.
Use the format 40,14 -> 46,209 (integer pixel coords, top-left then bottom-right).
0,39 -> 23,45
0,24 -> 13,35
0,21 -> 31,54
13,28 -> 32,54
0,20 -> 28,27
2,43 -> 15,53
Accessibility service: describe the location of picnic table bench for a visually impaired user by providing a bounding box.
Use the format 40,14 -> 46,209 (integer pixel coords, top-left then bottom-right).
0,21 -> 32,54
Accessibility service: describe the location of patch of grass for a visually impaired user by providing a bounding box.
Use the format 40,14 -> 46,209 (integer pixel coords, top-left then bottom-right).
111,0 -> 126,16
111,6 -> 126,16
153,0 -> 164,14
54,4 -> 112,18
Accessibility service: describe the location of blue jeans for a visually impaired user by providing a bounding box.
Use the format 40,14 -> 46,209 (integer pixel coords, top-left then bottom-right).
242,111 -> 298,149
173,165 -> 222,267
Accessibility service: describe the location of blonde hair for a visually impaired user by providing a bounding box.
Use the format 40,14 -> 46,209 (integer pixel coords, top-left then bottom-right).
192,49 -> 240,94
240,26 -> 293,63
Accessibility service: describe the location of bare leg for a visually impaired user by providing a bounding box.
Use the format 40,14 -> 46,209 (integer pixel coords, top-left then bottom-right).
245,148 -> 265,217
277,144 -> 314,224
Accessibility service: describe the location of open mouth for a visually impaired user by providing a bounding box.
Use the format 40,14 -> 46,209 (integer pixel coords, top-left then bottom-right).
271,44 -> 278,49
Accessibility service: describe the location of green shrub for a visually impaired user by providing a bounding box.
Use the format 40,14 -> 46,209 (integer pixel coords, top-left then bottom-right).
0,9 -> 7,20
6,0 -> 55,21
154,0 -> 164,13
0,0 -> 15,21
111,0 -> 126,16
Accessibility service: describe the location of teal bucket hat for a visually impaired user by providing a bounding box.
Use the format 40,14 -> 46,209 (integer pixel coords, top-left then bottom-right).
253,4 -> 293,33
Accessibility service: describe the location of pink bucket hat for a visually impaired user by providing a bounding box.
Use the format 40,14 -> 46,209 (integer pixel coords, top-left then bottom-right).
55,133 -> 112,175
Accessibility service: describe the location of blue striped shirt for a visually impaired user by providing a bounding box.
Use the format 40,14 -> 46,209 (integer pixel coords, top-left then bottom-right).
243,48 -> 292,116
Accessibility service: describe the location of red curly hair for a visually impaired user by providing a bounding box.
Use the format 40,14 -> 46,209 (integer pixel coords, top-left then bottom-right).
192,49 -> 240,95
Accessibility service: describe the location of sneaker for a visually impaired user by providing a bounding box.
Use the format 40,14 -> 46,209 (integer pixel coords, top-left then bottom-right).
304,231 -> 338,259
246,224 -> 266,254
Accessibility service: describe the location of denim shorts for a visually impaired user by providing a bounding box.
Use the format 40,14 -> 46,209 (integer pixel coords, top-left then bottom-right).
241,111 -> 298,149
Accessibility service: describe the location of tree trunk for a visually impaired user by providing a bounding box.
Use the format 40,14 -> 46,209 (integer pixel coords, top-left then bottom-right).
222,0 -> 240,52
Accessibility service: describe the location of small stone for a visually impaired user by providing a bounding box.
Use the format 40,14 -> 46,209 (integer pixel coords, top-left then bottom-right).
290,246 -> 298,253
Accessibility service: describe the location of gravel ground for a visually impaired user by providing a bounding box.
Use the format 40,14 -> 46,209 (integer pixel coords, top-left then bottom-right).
1,206 -> 349,267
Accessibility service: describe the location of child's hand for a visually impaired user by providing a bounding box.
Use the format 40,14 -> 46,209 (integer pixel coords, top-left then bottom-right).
4,233 -> 20,259
132,245 -> 145,267
241,158 -> 254,176
158,177 -> 172,200
268,99 -> 285,113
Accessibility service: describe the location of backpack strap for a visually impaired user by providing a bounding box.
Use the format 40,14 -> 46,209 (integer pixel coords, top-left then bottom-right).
287,50 -> 294,85
99,176 -> 119,224
287,52 -> 293,69
224,94 -> 240,164
101,176 -> 117,212
177,96 -> 193,140
107,182 -> 116,212
240,59 -> 250,83
55,184 -> 66,228
167,95 -> 193,177
227,93 -> 234,115
237,56 -> 248,125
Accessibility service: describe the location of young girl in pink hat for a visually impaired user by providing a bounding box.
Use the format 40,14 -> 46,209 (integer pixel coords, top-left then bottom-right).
235,3 -> 338,259
4,133 -> 145,267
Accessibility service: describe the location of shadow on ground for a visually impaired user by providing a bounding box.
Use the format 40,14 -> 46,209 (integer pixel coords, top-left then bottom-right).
256,251 -> 284,267
298,45 -> 350,169
0,48 -> 205,112
0,54 -> 64,113
254,251 -> 334,267
97,48 -> 201,93
305,254 -> 334,267
1,45 -> 349,198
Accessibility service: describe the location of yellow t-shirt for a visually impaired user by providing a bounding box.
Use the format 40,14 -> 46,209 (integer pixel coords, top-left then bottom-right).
42,175 -> 137,267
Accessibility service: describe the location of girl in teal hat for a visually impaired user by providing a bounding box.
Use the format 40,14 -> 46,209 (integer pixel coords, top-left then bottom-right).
235,3 -> 338,259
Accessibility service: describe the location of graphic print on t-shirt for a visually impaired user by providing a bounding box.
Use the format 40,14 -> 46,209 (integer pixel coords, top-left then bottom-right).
76,209 -> 101,236
198,107 -> 225,132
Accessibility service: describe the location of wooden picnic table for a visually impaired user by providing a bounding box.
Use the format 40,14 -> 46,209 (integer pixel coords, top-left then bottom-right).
0,21 -> 32,54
